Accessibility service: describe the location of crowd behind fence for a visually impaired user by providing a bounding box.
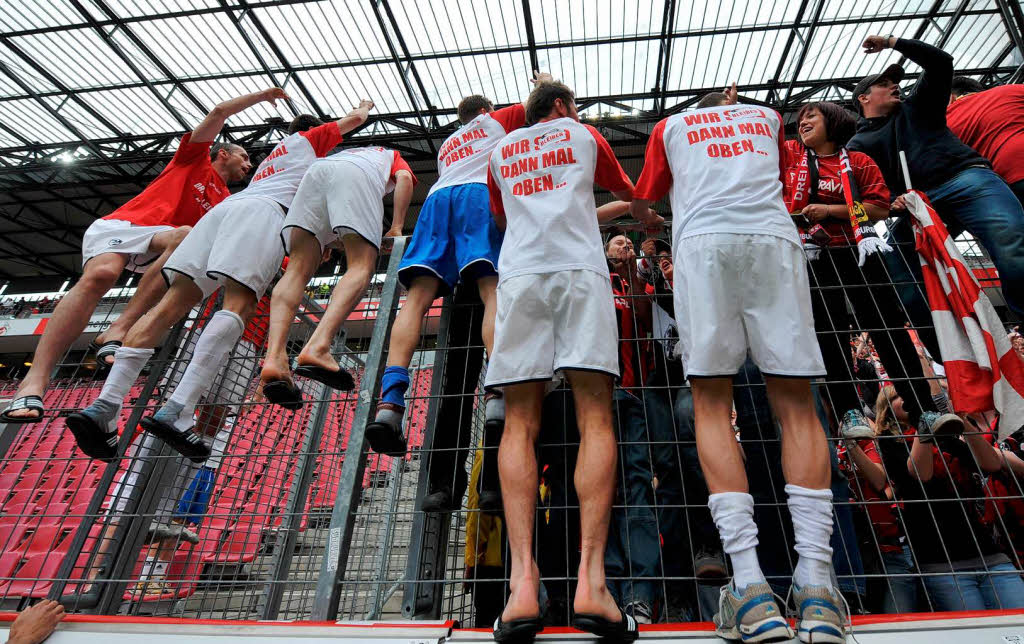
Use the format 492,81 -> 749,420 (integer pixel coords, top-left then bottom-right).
0,229 -> 1022,626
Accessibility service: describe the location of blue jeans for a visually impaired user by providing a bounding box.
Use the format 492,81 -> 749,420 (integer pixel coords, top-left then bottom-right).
885,167 -> 1024,322
605,390 -> 662,606
923,561 -> 1024,611
879,546 -> 918,614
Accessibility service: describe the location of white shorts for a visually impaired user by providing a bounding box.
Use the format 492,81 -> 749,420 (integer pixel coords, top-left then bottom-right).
485,270 -> 619,388
163,196 -> 285,299
282,161 -> 384,253
672,233 -> 826,378
81,218 -> 174,273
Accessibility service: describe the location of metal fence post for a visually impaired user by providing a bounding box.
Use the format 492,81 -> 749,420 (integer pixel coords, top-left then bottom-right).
400,298 -> 454,619
48,320 -> 190,610
309,237 -> 406,621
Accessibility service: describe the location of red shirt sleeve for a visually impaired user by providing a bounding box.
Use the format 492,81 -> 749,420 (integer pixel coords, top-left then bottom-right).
634,119 -> 672,201
171,132 -> 213,166
390,151 -> 418,185
491,104 -> 527,133
487,161 -> 505,216
775,111 -> 790,202
585,124 -> 633,195
850,152 -> 891,208
301,122 -> 344,157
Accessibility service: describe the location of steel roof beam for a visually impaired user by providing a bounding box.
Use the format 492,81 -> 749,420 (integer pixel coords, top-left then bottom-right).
520,0 -> 540,73
0,8 -> 1002,107
68,0 -> 192,132
652,0 -> 678,115
781,0 -> 827,106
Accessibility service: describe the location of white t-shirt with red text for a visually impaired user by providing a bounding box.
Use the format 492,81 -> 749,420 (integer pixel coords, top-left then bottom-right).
225,122 -> 343,209
431,104 -> 527,196
488,117 -> 633,283
634,105 -> 798,246
320,146 -> 416,196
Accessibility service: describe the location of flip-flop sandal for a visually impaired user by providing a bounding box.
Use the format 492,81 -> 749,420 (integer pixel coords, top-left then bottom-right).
493,614 -> 544,643
92,340 -> 122,369
140,415 -> 211,464
572,607 -> 639,642
65,412 -> 119,462
1,395 -> 45,424
294,364 -> 355,391
263,379 -> 304,411
364,420 -> 408,456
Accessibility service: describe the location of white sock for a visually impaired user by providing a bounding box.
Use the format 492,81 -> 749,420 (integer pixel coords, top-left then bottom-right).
786,484 -> 835,588
97,346 -> 154,406
709,492 -> 766,591
167,310 -> 244,429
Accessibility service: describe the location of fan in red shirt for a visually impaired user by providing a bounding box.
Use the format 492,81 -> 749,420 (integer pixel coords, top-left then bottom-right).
947,77 -> 1024,206
2,87 -> 286,425
782,100 -> 952,448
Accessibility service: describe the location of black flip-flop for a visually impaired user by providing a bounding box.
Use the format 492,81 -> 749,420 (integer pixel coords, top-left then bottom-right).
294,364 -> 355,391
92,340 -> 122,369
364,420 -> 408,456
1,395 -> 45,424
263,380 -> 304,410
493,614 -> 544,643
573,607 -> 639,642
140,415 -> 211,464
65,412 -> 119,462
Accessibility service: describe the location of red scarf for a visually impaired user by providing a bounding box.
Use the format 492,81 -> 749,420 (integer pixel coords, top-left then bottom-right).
789,147 -> 891,264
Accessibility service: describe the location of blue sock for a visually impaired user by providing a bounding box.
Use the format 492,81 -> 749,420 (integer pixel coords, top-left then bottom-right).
381,366 -> 410,407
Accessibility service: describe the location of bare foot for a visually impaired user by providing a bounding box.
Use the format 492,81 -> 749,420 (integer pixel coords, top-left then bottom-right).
296,345 -> 340,372
259,352 -> 293,386
501,561 -> 541,622
573,577 -> 621,622
8,599 -> 65,644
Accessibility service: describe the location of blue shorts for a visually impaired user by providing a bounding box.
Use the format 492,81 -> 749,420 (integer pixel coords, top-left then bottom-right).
398,183 -> 503,292
174,467 -> 216,525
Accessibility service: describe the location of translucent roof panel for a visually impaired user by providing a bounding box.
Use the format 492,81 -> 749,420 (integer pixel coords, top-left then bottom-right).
0,0 -> 1017,150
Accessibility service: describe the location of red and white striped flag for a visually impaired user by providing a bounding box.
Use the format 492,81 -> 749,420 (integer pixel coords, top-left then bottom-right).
907,190 -> 1024,440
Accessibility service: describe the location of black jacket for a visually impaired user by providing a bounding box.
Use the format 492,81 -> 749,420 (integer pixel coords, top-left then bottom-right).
847,38 -> 988,194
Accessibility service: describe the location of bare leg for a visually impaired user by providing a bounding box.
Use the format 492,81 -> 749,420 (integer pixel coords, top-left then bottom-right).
693,377 -> 750,494
95,226 -> 191,359
566,370 -> 621,622
122,279 -> 204,350
765,377 -> 829,489
298,235 -> 377,370
9,253 -> 126,416
260,229 -> 320,385
385,275 -> 441,368
476,275 -> 498,356
498,380 -> 545,622
7,599 -> 65,644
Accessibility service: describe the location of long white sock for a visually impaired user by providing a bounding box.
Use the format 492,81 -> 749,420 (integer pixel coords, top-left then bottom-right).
166,310 -> 244,430
97,346 -> 154,406
786,484 -> 835,588
708,492 -> 766,592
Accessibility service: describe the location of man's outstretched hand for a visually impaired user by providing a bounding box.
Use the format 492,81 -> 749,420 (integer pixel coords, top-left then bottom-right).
530,70 -> 554,86
724,82 -> 738,105
261,87 -> 290,107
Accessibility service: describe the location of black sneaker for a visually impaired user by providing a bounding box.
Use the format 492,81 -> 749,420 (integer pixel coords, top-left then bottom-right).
141,415 -> 211,463
478,489 -> 503,515
421,488 -> 456,513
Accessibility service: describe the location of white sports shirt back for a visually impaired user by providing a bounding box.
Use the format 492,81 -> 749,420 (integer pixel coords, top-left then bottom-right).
319,146 -> 414,196
487,117 -> 633,283
430,104 -> 526,196
634,105 -> 799,246
225,122 -> 343,209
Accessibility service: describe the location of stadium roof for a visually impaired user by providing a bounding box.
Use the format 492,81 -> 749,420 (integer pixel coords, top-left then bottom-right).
0,0 -> 1021,281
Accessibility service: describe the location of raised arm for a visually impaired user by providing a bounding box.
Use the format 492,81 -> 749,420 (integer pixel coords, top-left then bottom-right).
862,35 -> 953,119
333,99 -> 374,138
388,170 -> 415,237
192,87 -> 289,143
521,71 -> 554,107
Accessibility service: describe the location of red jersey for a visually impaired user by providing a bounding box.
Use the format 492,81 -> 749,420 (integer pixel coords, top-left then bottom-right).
781,140 -> 889,247
105,132 -> 228,228
947,85 -> 1024,185
840,439 -> 902,553
611,274 -> 651,391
